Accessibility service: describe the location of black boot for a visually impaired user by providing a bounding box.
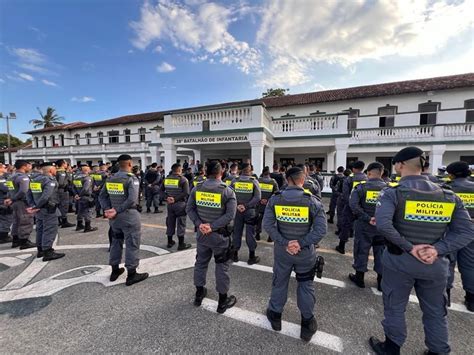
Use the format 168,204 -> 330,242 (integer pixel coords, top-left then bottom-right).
61,217 -> 75,228
217,293 -> 237,314
167,236 -> 176,248
335,240 -> 346,254
369,336 -> 401,355
11,235 -> 20,248
349,271 -> 365,288
110,265 -> 125,282
126,269 -> 149,286
0,232 -> 12,244
36,247 -> 44,258
42,248 -> 65,261
255,233 -> 261,241
232,250 -> 239,262
194,286 -> 207,306
154,207 -> 163,214
19,239 -> 36,250
266,309 -> 282,331
300,316 -> 317,342
465,291 -> 474,312
75,221 -> 84,231
83,221 -> 98,233
247,251 -> 260,265
177,236 -> 191,250
327,218 -> 334,224
446,288 -> 451,307
335,230 -> 340,235
267,236 -> 273,243
377,274 -> 383,292
146,207 -> 151,213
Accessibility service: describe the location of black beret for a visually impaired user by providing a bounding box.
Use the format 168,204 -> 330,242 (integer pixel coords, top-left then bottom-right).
99,163 -> 106,167
446,161 -> 470,178
117,154 -> 132,162
392,146 -> 425,164
40,161 -> 55,168
286,167 -> 304,178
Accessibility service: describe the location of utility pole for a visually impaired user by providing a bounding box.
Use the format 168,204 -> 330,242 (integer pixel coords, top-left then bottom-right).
0,112 -> 17,164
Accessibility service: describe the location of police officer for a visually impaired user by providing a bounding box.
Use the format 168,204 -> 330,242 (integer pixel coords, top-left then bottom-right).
263,167 -> 327,342
369,147 -> 473,354
99,154 -> 148,286
256,167 -> 279,242
5,160 -> 36,249
144,163 -> 163,213
327,166 -> 344,224
162,163 -> 191,250
335,169 -> 351,235
27,162 -> 65,261
91,164 -> 107,218
223,163 -> 239,186
186,160 -> 238,313
422,162 -> 439,183
348,162 -> 387,290
73,164 -> 98,233
191,165 -> 207,188
445,161 -> 474,312
0,162 -> 13,244
55,160 -> 75,228
230,163 -> 261,264
336,161 -> 367,254
308,164 -> 324,191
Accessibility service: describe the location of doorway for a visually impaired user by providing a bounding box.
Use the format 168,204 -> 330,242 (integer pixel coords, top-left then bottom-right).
376,157 -> 393,172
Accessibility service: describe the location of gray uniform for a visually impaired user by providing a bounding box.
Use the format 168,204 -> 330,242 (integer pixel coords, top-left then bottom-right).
339,172 -> 367,242
375,175 -> 473,353
8,172 -> 34,241
91,171 -> 107,213
144,169 -> 162,210
186,178 -> 237,293
99,170 -> 141,271
328,173 -> 343,221
349,178 -> 387,274
28,174 -> 59,250
422,172 -> 440,184
73,173 -> 94,223
56,169 -> 71,218
263,186 -> 327,319
256,176 -> 279,236
162,174 -> 189,237
231,175 -> 261,252
446,178 -> 474,295
0,174 -> 13,234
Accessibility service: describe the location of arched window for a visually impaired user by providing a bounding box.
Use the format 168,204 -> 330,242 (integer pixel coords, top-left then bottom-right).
86,133 -> 91,145
418,101 -> 439,125
50,135 -> 56,147
42,136 -> 47,147
465,99 -> 474,122
98,132 -> 104,144
138,128 -> 146,142
59,134 -> 65,146
345,108 -> 359,130
75,134 -> 80,146
378,105 -> 397,127
108,130 -> 119,144
124,129 -> 131,143
34,137 -> 39,148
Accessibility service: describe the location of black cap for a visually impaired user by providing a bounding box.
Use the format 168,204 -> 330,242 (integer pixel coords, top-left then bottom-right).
286,167 -> 304,178
446,161 -> 470,178
40,161 -> 55,168
392,146 -> 425,164
117,154 -> 132,162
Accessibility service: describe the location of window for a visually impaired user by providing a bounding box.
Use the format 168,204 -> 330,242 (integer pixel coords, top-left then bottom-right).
108,130 -> 119,144
75,134 -> 80,146
465,99 -> 474,123
419,102 -> 439,125
42,136 -> 47,147
138,128 -> 146,142
50,135 -> 56,147
86,133 -> 91,145
34,137 -> 39,148
124,129 -> 131,143
59,134 -> 65,146
347,109 -> 359,130
378,106 -> 396,128
98,132 -> 104,144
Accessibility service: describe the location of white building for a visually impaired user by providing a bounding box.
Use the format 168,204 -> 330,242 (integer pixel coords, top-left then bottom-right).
18,73 -> 474,177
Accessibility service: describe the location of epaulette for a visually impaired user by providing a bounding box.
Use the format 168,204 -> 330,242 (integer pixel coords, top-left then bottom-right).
127,173 -> 134,177
388,182 -> 399,187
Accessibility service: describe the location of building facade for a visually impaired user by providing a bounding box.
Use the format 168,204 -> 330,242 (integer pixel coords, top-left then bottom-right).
17,73 -> 474,178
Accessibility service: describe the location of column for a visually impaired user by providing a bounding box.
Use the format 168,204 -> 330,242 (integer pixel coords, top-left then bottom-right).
101,154 -> 107,163
326,150 -> 336,172
430,144 -> 446,174
335,145 -> 348,169
162,138 -> 176,173
69,155 -> 76,166
140,153 -> 146,169
250,141 -> 265,175
264,146 -> 274,168
192,149 -> 201,164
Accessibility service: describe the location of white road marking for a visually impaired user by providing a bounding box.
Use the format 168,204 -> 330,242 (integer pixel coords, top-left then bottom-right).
0,244 -> 169,256
370,288 -> 472,315
0,257 -> 26,268
233,261 -> 347,288
201,298 -> 344,353
0,249 -> 196,302
16,254 -> 32,260
3,257 -> 49,290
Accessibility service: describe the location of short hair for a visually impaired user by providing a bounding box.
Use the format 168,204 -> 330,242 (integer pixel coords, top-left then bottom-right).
382,168 -> 390,178
352,161 -> 365,170
151,163 -> 158,168
171,163 -> 181,172
367,162 -> 384,173
241,163 -> 251,171
230,163 -> 238,170
14,160 -> 30,169
55,159 -> 67,167
337,166 -> 344,173
207,160 -> 222,176
262,166 -> 270,175
273,163 -> 279,170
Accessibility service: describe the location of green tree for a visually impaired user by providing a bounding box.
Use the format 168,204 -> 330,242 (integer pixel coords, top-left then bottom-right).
261,88 -> 289,98
29,107 -> 64,128
0,134 -> 24,148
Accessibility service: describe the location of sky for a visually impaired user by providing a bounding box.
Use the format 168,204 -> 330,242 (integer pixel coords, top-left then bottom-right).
1,0 -> 473,140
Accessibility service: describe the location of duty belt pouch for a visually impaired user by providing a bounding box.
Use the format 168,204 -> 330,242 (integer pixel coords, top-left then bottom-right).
386,240 -> 403,255
215,237 -> 233,264
86,197 -> 95,208
244,208 -> 258,225
47,204 -> 57,214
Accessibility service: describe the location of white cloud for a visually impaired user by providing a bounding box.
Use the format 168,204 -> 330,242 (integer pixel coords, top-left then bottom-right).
42,79 -> 58,87
18,73 -> 34,81
153,45 -> 163,53
8,47 -> 46,64
256,0 -> 474,87
71,96 -> 95,103
130,0 -> 260,74
0,78 -> 5,84
157,61 -> 176,72
17,63 -> 51,74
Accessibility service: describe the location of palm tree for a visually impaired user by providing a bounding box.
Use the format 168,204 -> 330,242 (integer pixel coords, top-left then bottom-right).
29,107 -> 65,128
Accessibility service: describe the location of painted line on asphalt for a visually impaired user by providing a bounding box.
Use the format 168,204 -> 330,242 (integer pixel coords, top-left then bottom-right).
370,288 -> 472,315
0,256 -> 26,268
201,298 -> 343,353
0,244 -> 169,256
3,257 -> 49,290
142,223 -> 195,234
233,261 -> 347,288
